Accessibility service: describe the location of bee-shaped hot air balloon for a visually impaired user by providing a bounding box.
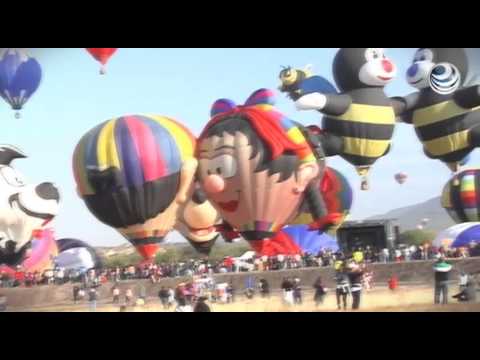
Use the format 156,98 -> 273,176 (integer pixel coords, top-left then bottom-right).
290,48 -> 401,190
73,115 -> 197,262
393,48 -> 480,175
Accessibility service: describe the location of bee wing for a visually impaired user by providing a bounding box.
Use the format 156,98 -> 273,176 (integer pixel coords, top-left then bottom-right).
464,73 -> 480,87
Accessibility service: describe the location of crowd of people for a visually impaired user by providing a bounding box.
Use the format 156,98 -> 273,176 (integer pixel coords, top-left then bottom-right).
2,241 -> 480,291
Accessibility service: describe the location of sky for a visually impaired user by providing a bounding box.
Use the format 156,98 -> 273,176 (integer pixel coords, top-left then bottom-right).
1,48 -> 480,247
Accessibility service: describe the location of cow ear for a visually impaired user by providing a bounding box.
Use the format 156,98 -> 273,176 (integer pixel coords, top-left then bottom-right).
0,145 -> 27,165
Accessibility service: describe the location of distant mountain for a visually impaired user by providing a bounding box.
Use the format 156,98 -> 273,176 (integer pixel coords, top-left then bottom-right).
367,197 -> 455,233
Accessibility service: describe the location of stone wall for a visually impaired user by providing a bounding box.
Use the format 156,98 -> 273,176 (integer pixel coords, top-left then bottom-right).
3,258 -> 480,310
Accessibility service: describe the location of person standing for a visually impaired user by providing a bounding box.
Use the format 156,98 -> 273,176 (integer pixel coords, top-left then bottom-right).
433,257 -> 452,305
158,286 -> 169,309
88,287 -> 98,312
335,263 -> 350,311
313,277 -> 326,307
194,296 -> 211,312
293,278 -> 303,305
125,288 -> 133,305
347,262 -> 364,310
112,285 -> 120,304
73,286 -> 80,304
281,277 -> 294,306
259,279 -> 270,298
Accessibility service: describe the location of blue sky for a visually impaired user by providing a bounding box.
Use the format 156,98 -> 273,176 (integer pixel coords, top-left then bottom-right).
1,48 -> 479,246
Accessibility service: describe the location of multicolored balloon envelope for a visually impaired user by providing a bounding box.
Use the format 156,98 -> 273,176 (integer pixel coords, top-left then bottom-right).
73,115 -> 196,261
433,222 -> 480,249
441,168 -> 480,223
0,228 -> 57,275
250,224 -> 338,256
292,166 -> 353,231
0,49 -> 42,118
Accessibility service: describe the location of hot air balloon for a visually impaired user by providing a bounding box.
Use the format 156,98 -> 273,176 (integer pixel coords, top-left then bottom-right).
73,115 -> 197,262
433,222 -> 480,249
55,238 -> 103,271
86,48 -> 117,75
198,89 -> 338,245
393,48 -> 480,176
289,49 -> 400,190
395,172 -> 408,185
0,49 -> 42,119
441,168 -> 480,223
0,228 -> 58,276
291,166 -> 353,233
175,186 -> 222,256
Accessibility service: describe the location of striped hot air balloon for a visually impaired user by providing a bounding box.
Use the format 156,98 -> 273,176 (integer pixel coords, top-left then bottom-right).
441,168 -> 480,223
433,222 -> 480,249
292,166 -> 353,232
73,115 -> 196,261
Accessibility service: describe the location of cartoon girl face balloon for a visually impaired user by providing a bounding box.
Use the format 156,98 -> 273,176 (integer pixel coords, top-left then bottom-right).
73,115 -> 197,261
197,89 -> 320,241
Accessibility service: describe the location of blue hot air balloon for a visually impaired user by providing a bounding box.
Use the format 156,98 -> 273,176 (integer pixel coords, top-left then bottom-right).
282,224 -> 339,255
0,49 -> 42,118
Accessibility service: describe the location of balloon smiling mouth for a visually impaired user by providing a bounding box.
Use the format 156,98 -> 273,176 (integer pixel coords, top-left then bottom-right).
8,193 -> 55,225
218,191 -> 240,213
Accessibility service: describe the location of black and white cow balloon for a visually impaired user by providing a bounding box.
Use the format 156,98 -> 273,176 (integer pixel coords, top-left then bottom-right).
0,145 -> 60,266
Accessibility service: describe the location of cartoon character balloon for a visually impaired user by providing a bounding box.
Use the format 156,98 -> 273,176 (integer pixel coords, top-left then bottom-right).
197,89 -> 340,246
0,48 -> 42,118
175,185 -> 222,255
292,165 -> 353,232
393,48 -> 480,175
86,48 -> 118,75
287,48 -> 400,190
0,145 -> 60,268
441,168 -> 480,223
73,115 -> 197,262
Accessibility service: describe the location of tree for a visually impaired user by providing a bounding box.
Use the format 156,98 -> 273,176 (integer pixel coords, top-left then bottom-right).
399,229 -> 437,247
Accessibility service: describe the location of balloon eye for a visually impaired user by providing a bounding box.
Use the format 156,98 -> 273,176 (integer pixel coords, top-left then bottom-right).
207,170 -> 212,176
216,168 -> 222,175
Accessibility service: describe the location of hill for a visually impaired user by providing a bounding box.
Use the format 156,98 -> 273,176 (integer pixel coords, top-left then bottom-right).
367,196 -> 454,233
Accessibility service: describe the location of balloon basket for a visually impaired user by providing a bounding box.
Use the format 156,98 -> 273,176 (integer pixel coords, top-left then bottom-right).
99,66 -> 106,75
14,112 -> 21,119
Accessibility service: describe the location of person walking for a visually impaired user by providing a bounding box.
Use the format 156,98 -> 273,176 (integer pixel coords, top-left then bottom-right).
259,279 -> 270,298
125,288 -> 133,305
433,257 -> 452,305
73,286 -> 80,304
293,278 -> 303,305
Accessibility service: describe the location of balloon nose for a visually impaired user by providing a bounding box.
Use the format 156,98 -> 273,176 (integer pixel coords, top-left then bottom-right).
192,188 -> 208,204
382,60 -> 394,73
35,182 -> 60,202
203,175 -> 225,194
407,64 -> 419,78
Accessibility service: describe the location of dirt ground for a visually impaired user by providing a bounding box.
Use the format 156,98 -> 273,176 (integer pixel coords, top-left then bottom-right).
11,285 -> 480,312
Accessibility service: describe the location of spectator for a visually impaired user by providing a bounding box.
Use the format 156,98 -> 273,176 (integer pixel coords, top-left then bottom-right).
433,257 -> 452,305
175,297 -> 193,312
73,286 -> 80,304
194,297 -> 211,312
226,282 -> 235,303
293,278 -> 302,305
347,261 -> 364,311
281,277 -> 294,306
112,285 -> 120,304
125,288 -> 133,305
313,277 -> 326,307
259,279 -> 270,298
167,287 -> 175,307
158,286 -> 169,309
88,287 -> 97,312
335,263 -> 350,311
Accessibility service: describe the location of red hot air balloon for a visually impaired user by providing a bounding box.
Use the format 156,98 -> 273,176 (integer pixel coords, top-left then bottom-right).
86,48 -> 118,75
